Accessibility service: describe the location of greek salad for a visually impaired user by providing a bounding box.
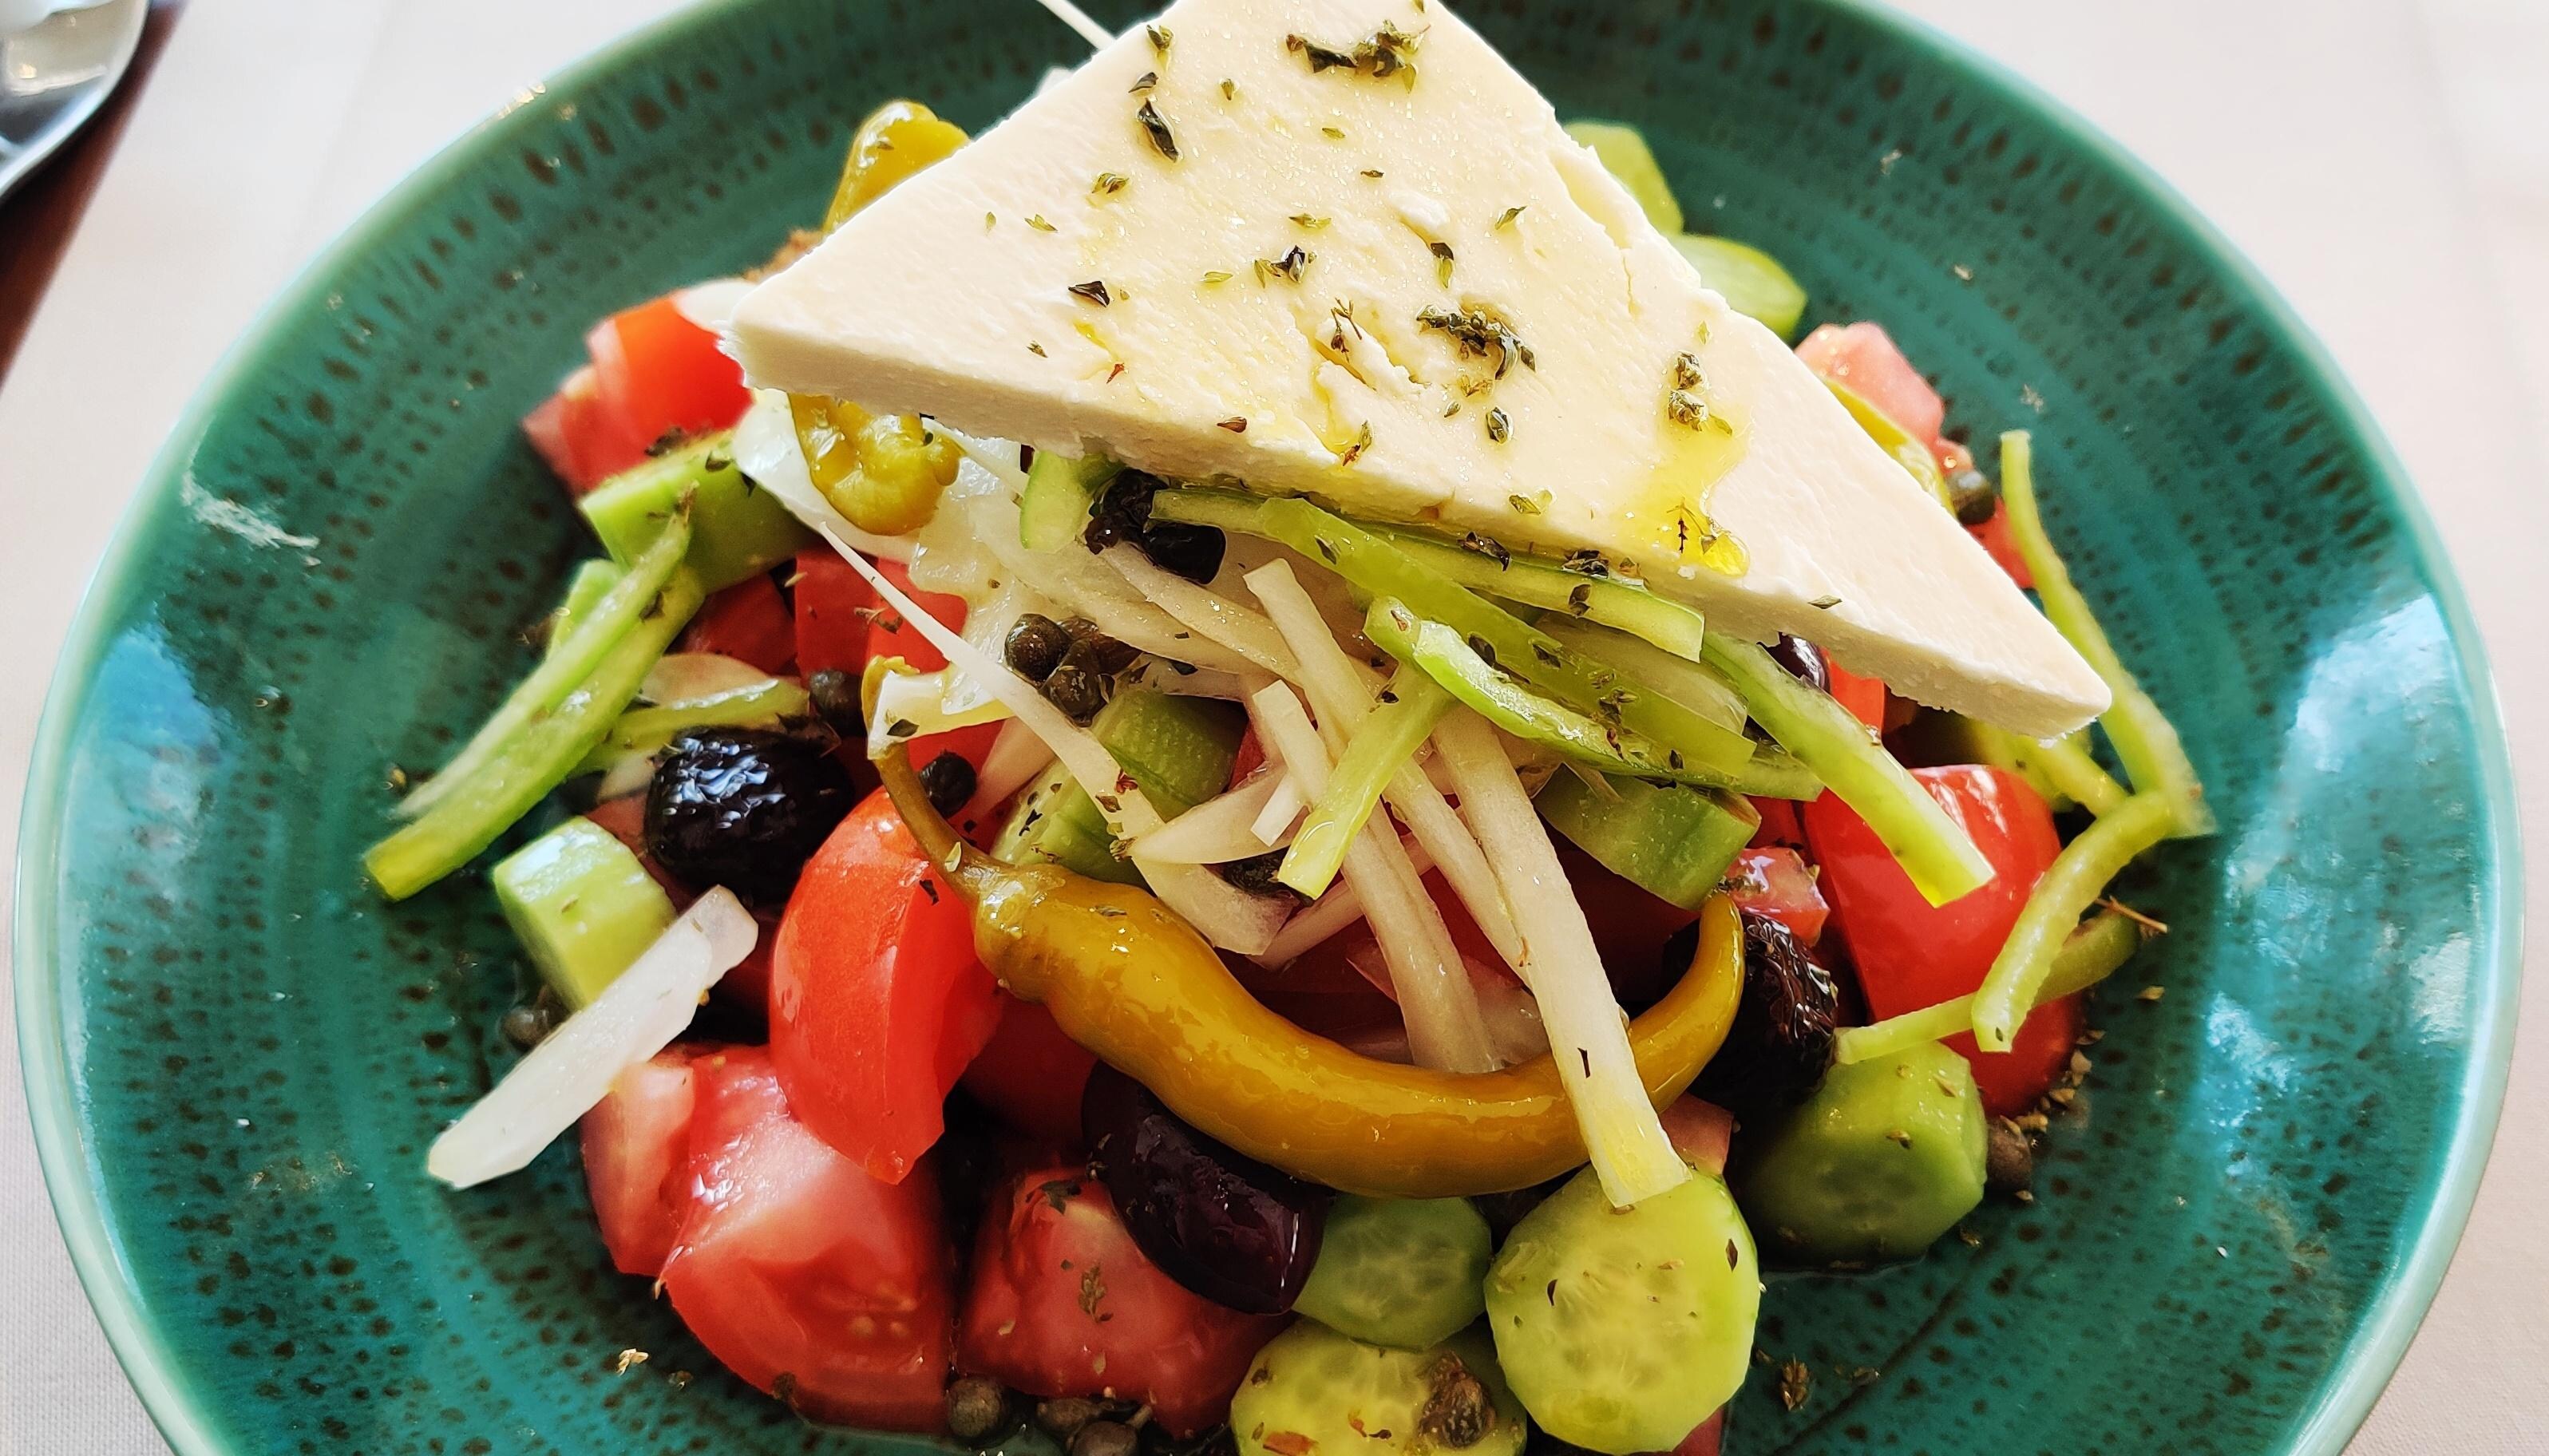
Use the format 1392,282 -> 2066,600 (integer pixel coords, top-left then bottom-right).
376,2 -> 2207,1452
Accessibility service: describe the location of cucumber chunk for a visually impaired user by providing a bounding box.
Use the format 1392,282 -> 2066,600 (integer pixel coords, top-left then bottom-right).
580,431 -> 813,592
1018,449 -> 1121,552
1564,120 -> 1683,233
995,688 -> 1245,883
491,817 -> 676,1008
1535,773 -> 1757,911
1232,1323 -> 1528,1456
1485,1164 -> 1757,1454
1732,1041 -> 1986,1265
1669,234 -> 1809,341
1295,1196 -> 1494,1351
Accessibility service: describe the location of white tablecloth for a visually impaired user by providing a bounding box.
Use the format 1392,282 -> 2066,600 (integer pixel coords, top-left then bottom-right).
0,2 -> 2539,1451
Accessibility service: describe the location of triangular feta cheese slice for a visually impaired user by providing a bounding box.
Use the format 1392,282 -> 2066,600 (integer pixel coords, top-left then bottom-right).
729,0 -> 2108,735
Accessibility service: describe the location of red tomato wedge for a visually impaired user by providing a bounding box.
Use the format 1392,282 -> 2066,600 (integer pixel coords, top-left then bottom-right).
661,1046 -> 956,1430
1553,839 -> 1700,1005
1660,1096 -> 1735,1174
791,548 -> 881,675
1968,501 -> 2036,588
1824,663 -> 1888,731
679,574 -> 797,675
1795,321 -> 1945,445
960,995 -> 1100,1147
1722,847 -> 1830,948
1804,765 -> 2077,1114
520,290 -> 750,494
1747,796 -> 1807,850
958,1165 -> 1284,1436
772,789 -> 1001,1183
580,1049 -> 699,1277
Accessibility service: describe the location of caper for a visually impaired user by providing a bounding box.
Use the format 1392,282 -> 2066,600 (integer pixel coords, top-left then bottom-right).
1061,617 -> 1142,675
1947,466 -> 2000,526
1073,1420 -> 1140,1456
805,668 -> 864,738
1005,612 -> 1074,682
1035,1397 -> 1107,1439
946,1376 -> 1019,1444
500,1002 -> 556,1049
1985,1115 -> 2035,1197
919,751 -> 978,817
1042,645 -> 1112,723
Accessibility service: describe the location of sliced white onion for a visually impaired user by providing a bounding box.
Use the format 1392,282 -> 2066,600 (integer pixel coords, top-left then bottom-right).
944,580 -> 1060,717
426,889 -> 758,1189
1135,773 -> 1290,863
960,718 -> 1057,828
1430,710 -> 1687,1207
640,652 -> 777,705
1251,774 -> 1306,846
1245,561 -> 1525,968
937,425 -> 1030,493
1249,682 -> 1497,1073
595,753 -> 656,801
812,525 -> 1285,955
905,451 -> 1010,599
1125,661 -> 1257,701
1102,546 -> 1303,679
672,277 -> 753,333
1253,836 -> 1435,967
734,390 -> 913,564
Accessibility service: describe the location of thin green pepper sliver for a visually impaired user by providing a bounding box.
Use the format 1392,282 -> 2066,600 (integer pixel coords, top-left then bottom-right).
398,517 -> 692,823
1701,633 -> 1993,903
1280,671 -> 1455,899
1369,599 -> 1819,798
2023,731 -> 2130,816
1833,910 -> 2142,1066
1360,521 -> 1709,661
572,675 -> 811,774
1827,378 -> 1951,510
1152,488 -> 1755,778
1968,792 -> 2177,1051
366,564 -> 707,900
545,560 -> 627,662
1998,431 -> 2211,837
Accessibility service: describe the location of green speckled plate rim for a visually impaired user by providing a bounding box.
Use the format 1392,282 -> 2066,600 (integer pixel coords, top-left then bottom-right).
11,0 -> 2522,1451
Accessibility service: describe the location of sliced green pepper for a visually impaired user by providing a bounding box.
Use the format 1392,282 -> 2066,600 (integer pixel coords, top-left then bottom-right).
1969,792 -> 2178,1052
1827,378 -> 1951,510
1361,521 -> 1709,662
1153,489 -> 1754,778
573,675 -> 810,774
1280,670 -> 1455,899
1702,633 -> 1993,903
545,560 -> 627,661
580,431 -> 812,592
1669,233 -> 1809,341
1833,909 -> 2143,1066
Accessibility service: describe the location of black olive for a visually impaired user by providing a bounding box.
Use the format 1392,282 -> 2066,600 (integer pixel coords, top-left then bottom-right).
1947,466 -> 2001,526
1060,617 -> 1143,675
1084,468 -> 1226,584
1686,909 -> 1842,1122
1765,634 -> 1830,693
643,728 -> 855,907
500,1002 -> 556,1050
1083,1063 -> 1330,1314
805,668 -> 863,738
1041,643 -> 1112,724
1217,851 -> 1302,902
1004,612 -> 1074,682
919,751 -> 977,816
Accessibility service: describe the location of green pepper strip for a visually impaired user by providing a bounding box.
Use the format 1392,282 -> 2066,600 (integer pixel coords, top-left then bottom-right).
573,675 -> 811,774
1702,634 -> 1993,902
545,560 -> 627,662
1152,488 -> 1755,779
2021,731 -> 2130,817
1827,378 -> 1951,509
1280,671 -> 1455,899
367,562 -> 707,900
1968,793 -> 2177,1051
1999,431 -> 2211,836
1370,600 -> 1820,799
398,518 -> 691,823
1360,522 -> 1710,662
863,661 -> 1747,1198
1834,911 -> 2142,1066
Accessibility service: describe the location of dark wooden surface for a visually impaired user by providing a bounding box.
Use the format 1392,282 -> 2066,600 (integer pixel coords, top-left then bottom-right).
0,0 -> 184,390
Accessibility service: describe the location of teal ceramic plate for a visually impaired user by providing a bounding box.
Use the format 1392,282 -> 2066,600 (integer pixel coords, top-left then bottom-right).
15,0 -> 2520,1452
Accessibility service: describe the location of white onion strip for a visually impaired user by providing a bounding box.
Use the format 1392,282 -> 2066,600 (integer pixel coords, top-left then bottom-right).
1249,682 -> 1498,1073
1430,710 -> 1687,1206
1251,775 -> 1305,846
815,525 -> 1286,955
1136,774 -> 1291,863
1253,836 -> 1435,967
984,528 -> 1255,674
1103,546 -> 1304,680
960,718 -> 1055,829
1245,561 -> 1525,968
427,888 -> 758,1189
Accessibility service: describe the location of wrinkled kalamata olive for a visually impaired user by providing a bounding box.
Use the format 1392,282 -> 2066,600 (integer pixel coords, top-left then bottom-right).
1686,909 -> 1843,1122
1005,612 -> 1074,682
1083,1063 -> 1330,1314
805,668 -> 863,738
1061,617 -> 1143,675
1041,643 -> 1112,724
643,728 -> 855,907
1085,469 -> 1226,584
1946,466 -> 2000,526
919,751 -> 977,816
1765,635 -> 1829,693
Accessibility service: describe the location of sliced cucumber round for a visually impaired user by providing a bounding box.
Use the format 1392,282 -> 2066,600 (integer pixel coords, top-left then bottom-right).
1232,1322 -> 1526,1456
1295,1196 -> 1494,1351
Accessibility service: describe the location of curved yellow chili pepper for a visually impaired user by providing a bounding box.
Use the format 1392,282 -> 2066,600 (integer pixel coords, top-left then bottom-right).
864,666 -> 1745,1198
